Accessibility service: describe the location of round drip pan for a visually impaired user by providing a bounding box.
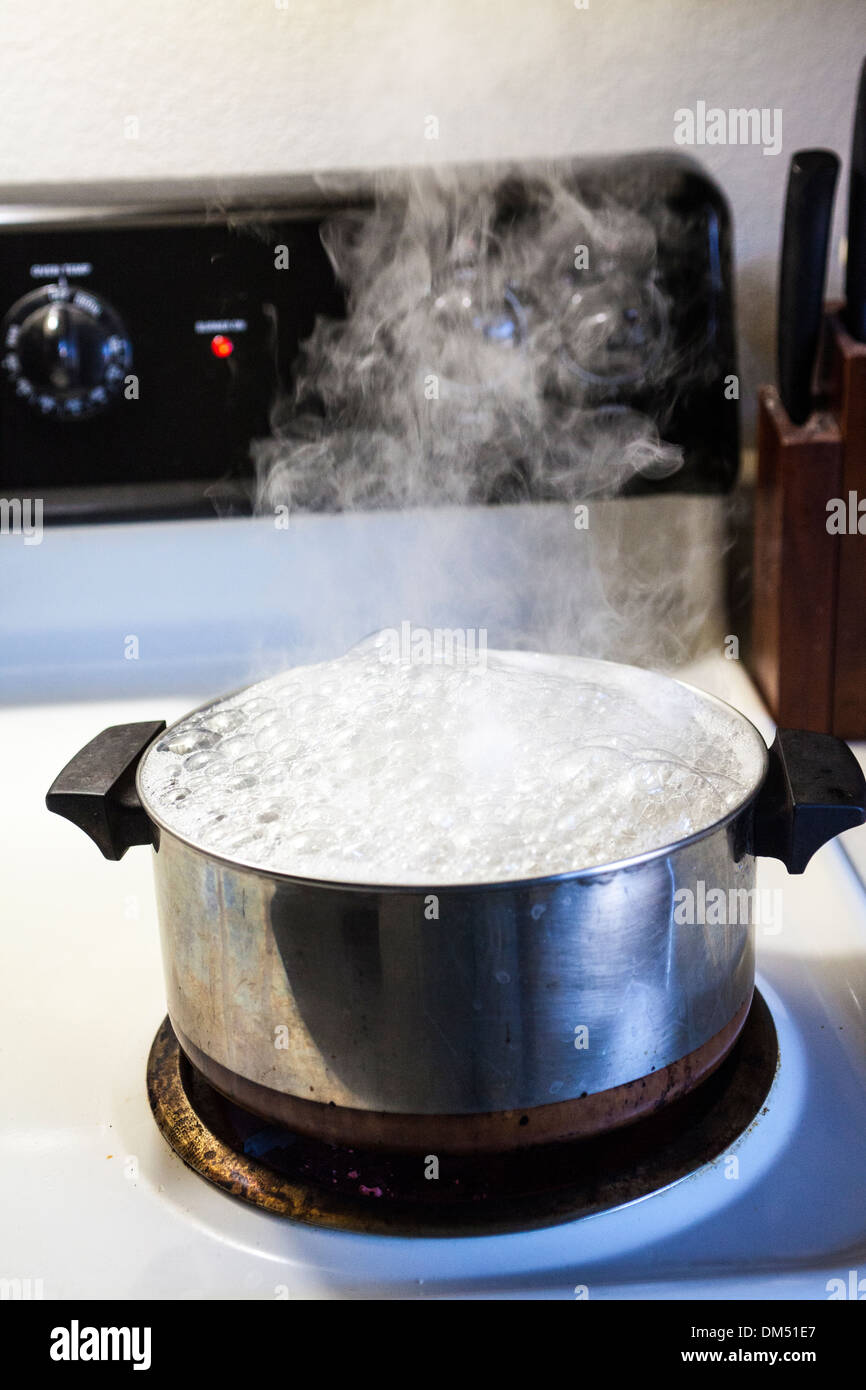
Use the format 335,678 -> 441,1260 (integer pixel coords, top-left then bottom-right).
147,991 -> 778,1237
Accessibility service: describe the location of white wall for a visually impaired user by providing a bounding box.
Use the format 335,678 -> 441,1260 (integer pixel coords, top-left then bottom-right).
0,0 -> 863,423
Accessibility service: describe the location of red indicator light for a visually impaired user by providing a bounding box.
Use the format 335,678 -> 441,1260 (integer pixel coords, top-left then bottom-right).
210,334 -> 234,359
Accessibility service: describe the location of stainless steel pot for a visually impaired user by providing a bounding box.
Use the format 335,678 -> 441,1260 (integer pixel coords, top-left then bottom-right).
47,691 -> 865,1152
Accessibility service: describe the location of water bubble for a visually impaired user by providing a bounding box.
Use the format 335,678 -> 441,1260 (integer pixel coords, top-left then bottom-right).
203,708 -> 245,734
185,749 -> 223,773
158,731 -> 217,756
225,773 -> 257,792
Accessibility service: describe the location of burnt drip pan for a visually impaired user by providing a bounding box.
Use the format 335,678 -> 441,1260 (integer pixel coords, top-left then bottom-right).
146,991 -> 778,1237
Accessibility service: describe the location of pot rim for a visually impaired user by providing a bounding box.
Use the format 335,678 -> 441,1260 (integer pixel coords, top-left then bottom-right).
136,665 -> 770,893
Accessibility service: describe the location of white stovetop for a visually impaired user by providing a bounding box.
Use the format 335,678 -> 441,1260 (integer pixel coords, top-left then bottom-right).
3,649 -> 866,1300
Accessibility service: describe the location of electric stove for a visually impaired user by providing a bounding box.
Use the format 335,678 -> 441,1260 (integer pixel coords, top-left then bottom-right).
3,509 -> 866,1301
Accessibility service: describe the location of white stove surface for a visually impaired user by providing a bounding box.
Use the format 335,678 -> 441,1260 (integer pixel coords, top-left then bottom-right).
3,518 -> 866,1301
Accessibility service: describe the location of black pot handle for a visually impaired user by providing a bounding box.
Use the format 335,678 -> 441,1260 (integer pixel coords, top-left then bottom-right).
46,721 -> 166,860
753,729 -> 866,873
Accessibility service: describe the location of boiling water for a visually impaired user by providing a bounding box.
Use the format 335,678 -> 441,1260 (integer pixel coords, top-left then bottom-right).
138,640 -> 766,884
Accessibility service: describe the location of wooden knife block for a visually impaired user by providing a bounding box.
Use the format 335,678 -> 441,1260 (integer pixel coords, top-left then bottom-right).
751,388 -> 842,731
825,311 -> 866,739
751,309 -> 866,738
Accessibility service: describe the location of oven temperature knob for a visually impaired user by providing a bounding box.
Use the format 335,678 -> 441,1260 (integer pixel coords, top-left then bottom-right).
0,285 -> 132,419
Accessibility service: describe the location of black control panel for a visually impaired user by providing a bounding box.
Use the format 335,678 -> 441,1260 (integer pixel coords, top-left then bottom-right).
0,210 -> 345,521
0,158 -> 739,523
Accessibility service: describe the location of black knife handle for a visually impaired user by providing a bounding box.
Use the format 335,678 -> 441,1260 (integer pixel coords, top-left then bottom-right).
845,57 -> 866,342
778,149 -> 840,424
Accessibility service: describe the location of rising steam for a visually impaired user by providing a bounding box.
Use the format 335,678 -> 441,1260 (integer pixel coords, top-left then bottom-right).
247,163 -> 728,674
252,164 -> 686,513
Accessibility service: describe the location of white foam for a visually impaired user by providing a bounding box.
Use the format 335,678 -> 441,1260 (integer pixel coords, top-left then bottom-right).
137,640 -> 766,884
